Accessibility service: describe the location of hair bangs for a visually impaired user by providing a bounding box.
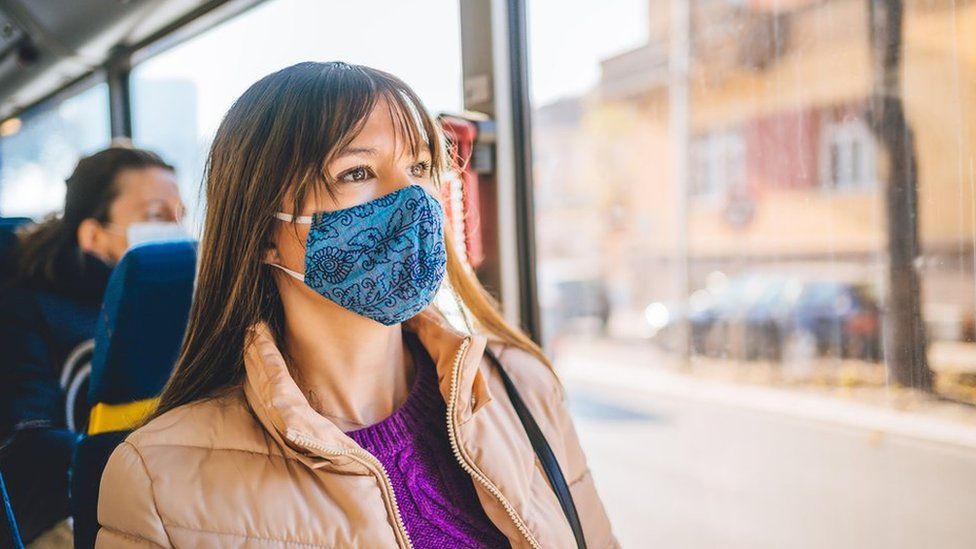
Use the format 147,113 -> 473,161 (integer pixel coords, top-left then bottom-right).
374,77 -> 447,187
285,63 -> 385,219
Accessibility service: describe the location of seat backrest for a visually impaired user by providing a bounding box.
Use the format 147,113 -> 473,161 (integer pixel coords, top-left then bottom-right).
71,239 -> 196,548
70,430 -> 129,549
85,239 -> 197,435
0,471 -> 25,549
0,217 -> 32,234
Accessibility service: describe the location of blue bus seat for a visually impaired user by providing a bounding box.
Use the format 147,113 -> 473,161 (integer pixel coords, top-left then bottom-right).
85,239 -> 197,431
70,239 -> 196,549
69,430 -> 127,549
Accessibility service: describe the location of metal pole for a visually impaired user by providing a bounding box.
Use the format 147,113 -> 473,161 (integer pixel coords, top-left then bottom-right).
505,0 -> 542,343
106,49 -> 132,139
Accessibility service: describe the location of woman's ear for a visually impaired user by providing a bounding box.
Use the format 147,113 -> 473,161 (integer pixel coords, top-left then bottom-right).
77,218 -> 112,262
263,246 -> 282,266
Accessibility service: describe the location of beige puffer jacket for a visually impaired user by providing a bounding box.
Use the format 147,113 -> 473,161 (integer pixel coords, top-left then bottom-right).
95,307 -> 619,548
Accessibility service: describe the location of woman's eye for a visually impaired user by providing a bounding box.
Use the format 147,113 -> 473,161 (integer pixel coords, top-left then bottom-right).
144,208 -> 166,222
410,161 -> 431,178
340,166 -> 375,183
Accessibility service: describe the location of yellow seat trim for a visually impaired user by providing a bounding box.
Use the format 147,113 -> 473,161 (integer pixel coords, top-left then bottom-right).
87,398 -> 159,435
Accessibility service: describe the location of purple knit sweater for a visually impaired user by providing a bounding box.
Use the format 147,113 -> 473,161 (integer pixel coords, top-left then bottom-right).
345,333 -> 511,549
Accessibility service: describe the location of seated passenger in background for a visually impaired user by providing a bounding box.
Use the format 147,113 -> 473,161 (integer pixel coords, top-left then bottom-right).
0,146 -> 183,545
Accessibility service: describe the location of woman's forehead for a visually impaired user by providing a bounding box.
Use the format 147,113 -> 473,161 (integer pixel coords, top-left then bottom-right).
337,96 -> 429,159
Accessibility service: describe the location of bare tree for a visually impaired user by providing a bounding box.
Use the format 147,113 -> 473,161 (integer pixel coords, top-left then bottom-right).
866,0 -> 933,390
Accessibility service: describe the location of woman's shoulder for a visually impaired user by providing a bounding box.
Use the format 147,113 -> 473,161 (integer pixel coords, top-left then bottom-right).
97,388 -> 282,543
13,249 -> 111,305
484,340 -> 566,405
119,387 -> 267,459
0,270 -> 102,330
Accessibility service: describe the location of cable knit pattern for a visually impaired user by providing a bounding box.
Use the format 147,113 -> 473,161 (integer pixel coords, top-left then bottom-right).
345,332 -> 510,548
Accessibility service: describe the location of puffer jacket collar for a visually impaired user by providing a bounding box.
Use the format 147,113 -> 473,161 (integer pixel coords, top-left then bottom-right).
240,306 -> 494,472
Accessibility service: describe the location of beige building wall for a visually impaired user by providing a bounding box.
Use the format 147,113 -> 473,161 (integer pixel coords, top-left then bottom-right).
596,0 -> 976,258
532,0 -> 976,314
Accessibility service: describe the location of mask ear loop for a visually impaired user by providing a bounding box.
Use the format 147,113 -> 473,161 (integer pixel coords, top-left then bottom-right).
267,212 -> 313,282
274,212 -> 315,224
267,262 -> 306,282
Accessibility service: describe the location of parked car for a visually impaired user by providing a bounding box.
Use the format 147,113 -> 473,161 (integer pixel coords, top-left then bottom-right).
654,274 -> 882,363
693,274 -> 780,358
788,281 -> 881,361
650,274 -> 776,357
741,277 -> 799,361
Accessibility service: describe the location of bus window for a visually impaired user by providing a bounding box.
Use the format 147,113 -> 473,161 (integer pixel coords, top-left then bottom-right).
130,0 -> 463,231
0,82 -> 110,218
528,0 -> 976,547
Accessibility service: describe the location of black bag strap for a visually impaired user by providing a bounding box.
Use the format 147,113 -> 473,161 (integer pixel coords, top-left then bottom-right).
485,348 -> 587,549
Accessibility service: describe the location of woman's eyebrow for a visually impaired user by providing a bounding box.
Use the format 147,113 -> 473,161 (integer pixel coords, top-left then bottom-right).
139,198 -> 167,209
336,146 -> 378,158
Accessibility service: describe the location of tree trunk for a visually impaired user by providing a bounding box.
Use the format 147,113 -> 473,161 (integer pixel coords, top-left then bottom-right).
866,0 -> 933,390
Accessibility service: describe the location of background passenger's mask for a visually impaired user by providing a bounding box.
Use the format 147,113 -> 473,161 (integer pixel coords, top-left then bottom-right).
126,222 -> 191,248
271,185 -> 447,326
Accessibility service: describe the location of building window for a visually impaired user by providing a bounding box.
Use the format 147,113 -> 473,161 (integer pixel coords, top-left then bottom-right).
691,129 -> 746,201
820,118 -> 876,190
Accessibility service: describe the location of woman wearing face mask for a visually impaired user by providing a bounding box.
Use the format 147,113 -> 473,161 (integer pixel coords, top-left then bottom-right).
0,146 -> 183,545
96,62 -> 617,549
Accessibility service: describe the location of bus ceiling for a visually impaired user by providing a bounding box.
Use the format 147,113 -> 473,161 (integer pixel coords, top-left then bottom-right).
0,0 -> 264,121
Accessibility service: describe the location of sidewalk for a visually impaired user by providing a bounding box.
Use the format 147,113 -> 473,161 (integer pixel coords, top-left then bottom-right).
556,339 -> 976,450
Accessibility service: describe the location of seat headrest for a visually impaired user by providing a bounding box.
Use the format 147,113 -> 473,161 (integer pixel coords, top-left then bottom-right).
0,217 -> 32,229
0,217 -> 31,250
88,239 -> 197,408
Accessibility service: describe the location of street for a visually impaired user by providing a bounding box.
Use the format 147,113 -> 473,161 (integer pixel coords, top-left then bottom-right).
567,376 -> 976,549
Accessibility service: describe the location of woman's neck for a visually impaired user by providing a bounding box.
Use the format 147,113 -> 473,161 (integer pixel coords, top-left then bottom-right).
278,278 -> 414,429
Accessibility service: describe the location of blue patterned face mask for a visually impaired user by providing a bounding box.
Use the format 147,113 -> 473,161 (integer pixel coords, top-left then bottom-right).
270,185 -> 447,326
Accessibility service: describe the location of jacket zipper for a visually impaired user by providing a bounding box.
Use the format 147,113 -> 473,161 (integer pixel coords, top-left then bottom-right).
445,337 -> 542,549
286,431 -> 413,549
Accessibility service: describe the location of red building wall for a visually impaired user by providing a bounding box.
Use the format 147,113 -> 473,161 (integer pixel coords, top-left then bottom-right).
744,107 -> 821,192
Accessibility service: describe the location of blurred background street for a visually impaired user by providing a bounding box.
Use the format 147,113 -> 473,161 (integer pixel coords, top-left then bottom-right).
566,345 -> 976,548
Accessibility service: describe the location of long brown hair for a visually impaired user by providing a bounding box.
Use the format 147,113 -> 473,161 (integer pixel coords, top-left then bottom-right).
152,61 -> 548,419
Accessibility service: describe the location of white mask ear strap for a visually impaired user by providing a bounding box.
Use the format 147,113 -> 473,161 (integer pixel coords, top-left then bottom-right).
274,212 -> 314,224
266,261 -> 305,282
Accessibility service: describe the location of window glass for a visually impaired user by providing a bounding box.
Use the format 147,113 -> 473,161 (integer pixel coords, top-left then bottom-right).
528,0 -> 976,546
131,0 -> 463,231
0,82 -> 110,218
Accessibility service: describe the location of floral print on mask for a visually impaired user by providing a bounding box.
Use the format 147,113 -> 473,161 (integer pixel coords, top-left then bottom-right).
302,185 -> 447,325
